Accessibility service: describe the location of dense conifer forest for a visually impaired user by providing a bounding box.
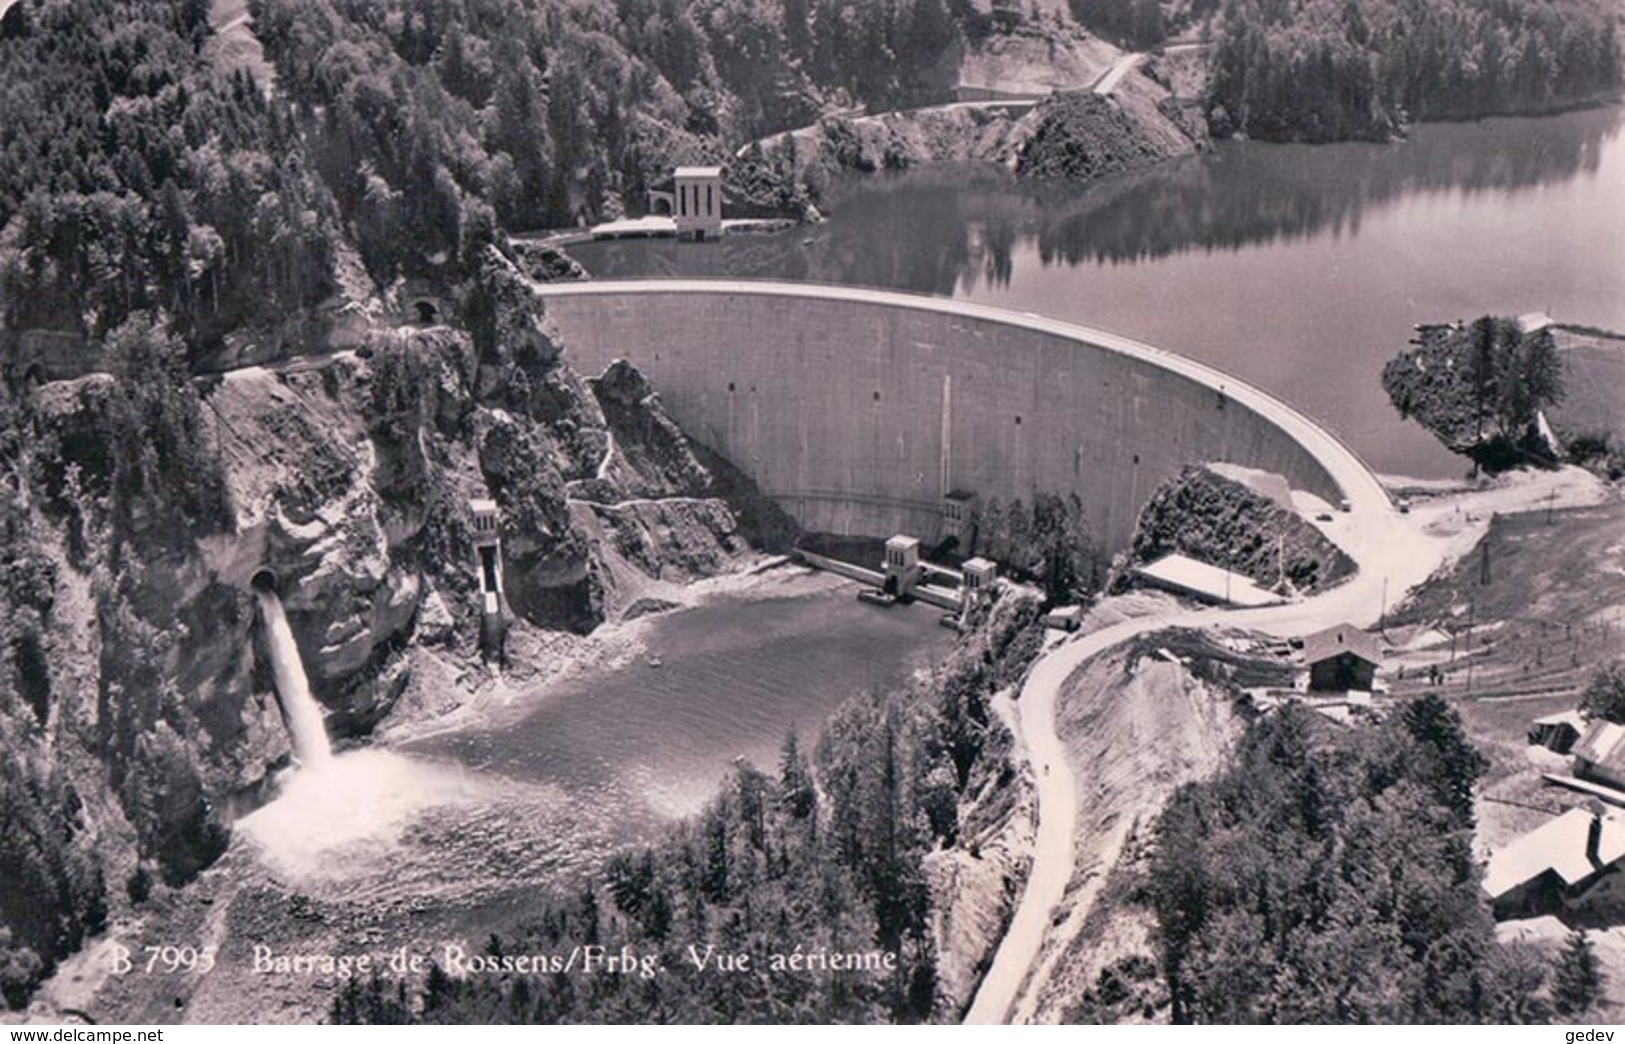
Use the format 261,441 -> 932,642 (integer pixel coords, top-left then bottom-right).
0,0 -> 972,354
0,2 -> 340,343
1200,0 -> 1622,141
0,0 -> 1621,1024
1145,699 -> 1559,1023
1056,675 -> 1620,1024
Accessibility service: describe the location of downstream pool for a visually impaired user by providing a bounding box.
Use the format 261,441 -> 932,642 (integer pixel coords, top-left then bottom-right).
240,569 -> 955,911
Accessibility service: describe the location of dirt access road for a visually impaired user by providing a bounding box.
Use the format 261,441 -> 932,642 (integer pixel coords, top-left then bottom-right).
965,463 -> 1612,1023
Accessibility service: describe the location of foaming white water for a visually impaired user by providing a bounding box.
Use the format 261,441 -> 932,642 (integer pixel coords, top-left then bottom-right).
255,589 -> 333,768
236,749 -> 492,881
624,762 -> 715,821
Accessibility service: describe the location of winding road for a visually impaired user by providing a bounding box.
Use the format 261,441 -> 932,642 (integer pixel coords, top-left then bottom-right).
962,326 -> 1392,1022
736,47 -> 1148,161
964,451 -> 1606,1021
1091,52 -> 1148,95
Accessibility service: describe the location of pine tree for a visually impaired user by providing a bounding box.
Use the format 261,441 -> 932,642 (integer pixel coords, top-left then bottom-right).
782,0 -> 813,62
1467,316 -> 1500,447
1401,693 -> 1488,826
1553,928 -> 1602,1015
1581,661 -> 1625,725
1514,327 -> 1567,428
779,729 -> 816,819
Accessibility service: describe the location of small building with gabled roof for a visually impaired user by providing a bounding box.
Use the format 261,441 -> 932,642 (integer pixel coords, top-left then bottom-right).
1574,718 -> 1625,791
1301,623 -> 1382,693
1482,804 -> 1625,918
1530,710 -> 1585,754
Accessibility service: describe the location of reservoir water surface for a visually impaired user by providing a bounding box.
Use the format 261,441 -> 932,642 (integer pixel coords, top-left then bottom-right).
572,105 -> 1625,479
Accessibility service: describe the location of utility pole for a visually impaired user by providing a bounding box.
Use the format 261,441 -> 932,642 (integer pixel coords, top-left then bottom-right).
1466,598 -> 1476,692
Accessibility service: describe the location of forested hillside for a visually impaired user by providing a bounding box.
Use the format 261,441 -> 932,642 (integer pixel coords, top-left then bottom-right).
0,0 -> 972,355
2,0 -> 1619,351
0,1 -> 341,344
1202,0 -> 1622,141
1382,315 -> 1566,471
1144,699 -> 1557,1023
0,1 -> 953,1012
1068,0 -> 1169,49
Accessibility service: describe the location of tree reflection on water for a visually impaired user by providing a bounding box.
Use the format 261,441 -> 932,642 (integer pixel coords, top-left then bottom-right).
573,104 -> 1621,298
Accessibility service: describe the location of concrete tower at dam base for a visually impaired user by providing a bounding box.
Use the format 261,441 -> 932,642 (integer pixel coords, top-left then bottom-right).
536,280 -> 1382,555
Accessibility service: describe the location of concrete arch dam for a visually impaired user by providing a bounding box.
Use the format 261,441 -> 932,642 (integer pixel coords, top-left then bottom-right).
535,280 -> 1383,553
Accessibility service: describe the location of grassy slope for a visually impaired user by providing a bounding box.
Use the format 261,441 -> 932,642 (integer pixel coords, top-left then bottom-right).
1554,325 -> 1625,443
1382,494 -> 1625,1012
1386,502 -> 1625,707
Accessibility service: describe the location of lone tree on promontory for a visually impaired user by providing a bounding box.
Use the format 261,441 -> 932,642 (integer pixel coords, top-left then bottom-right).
1382,315 -> 1567,472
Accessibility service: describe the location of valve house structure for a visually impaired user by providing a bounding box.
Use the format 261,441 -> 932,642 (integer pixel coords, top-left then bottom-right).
672,166 -> 724,242
469,498 -> 509,662
883,535 -> 923,598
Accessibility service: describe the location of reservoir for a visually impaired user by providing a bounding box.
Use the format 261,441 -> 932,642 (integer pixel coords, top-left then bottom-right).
571,105 -> 1625,479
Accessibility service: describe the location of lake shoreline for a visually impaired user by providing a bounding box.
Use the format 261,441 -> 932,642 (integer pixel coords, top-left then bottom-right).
376,554 -> 832,746
571,103 -> 1624,482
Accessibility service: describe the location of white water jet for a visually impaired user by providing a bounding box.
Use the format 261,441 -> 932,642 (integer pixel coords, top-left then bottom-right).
236,748 -> 501,882
246,589 -> 504,882
255,588 -> 333,768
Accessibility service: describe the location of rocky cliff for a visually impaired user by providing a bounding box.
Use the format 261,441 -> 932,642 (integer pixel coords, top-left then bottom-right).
744,67 -> 1206,196
0,261 -> 777,1004
925,588 -> 1046,1017
1013,86 -> 1207,180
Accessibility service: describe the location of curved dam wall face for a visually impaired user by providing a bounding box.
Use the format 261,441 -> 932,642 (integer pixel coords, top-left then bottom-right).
537,281 -> 1356,553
